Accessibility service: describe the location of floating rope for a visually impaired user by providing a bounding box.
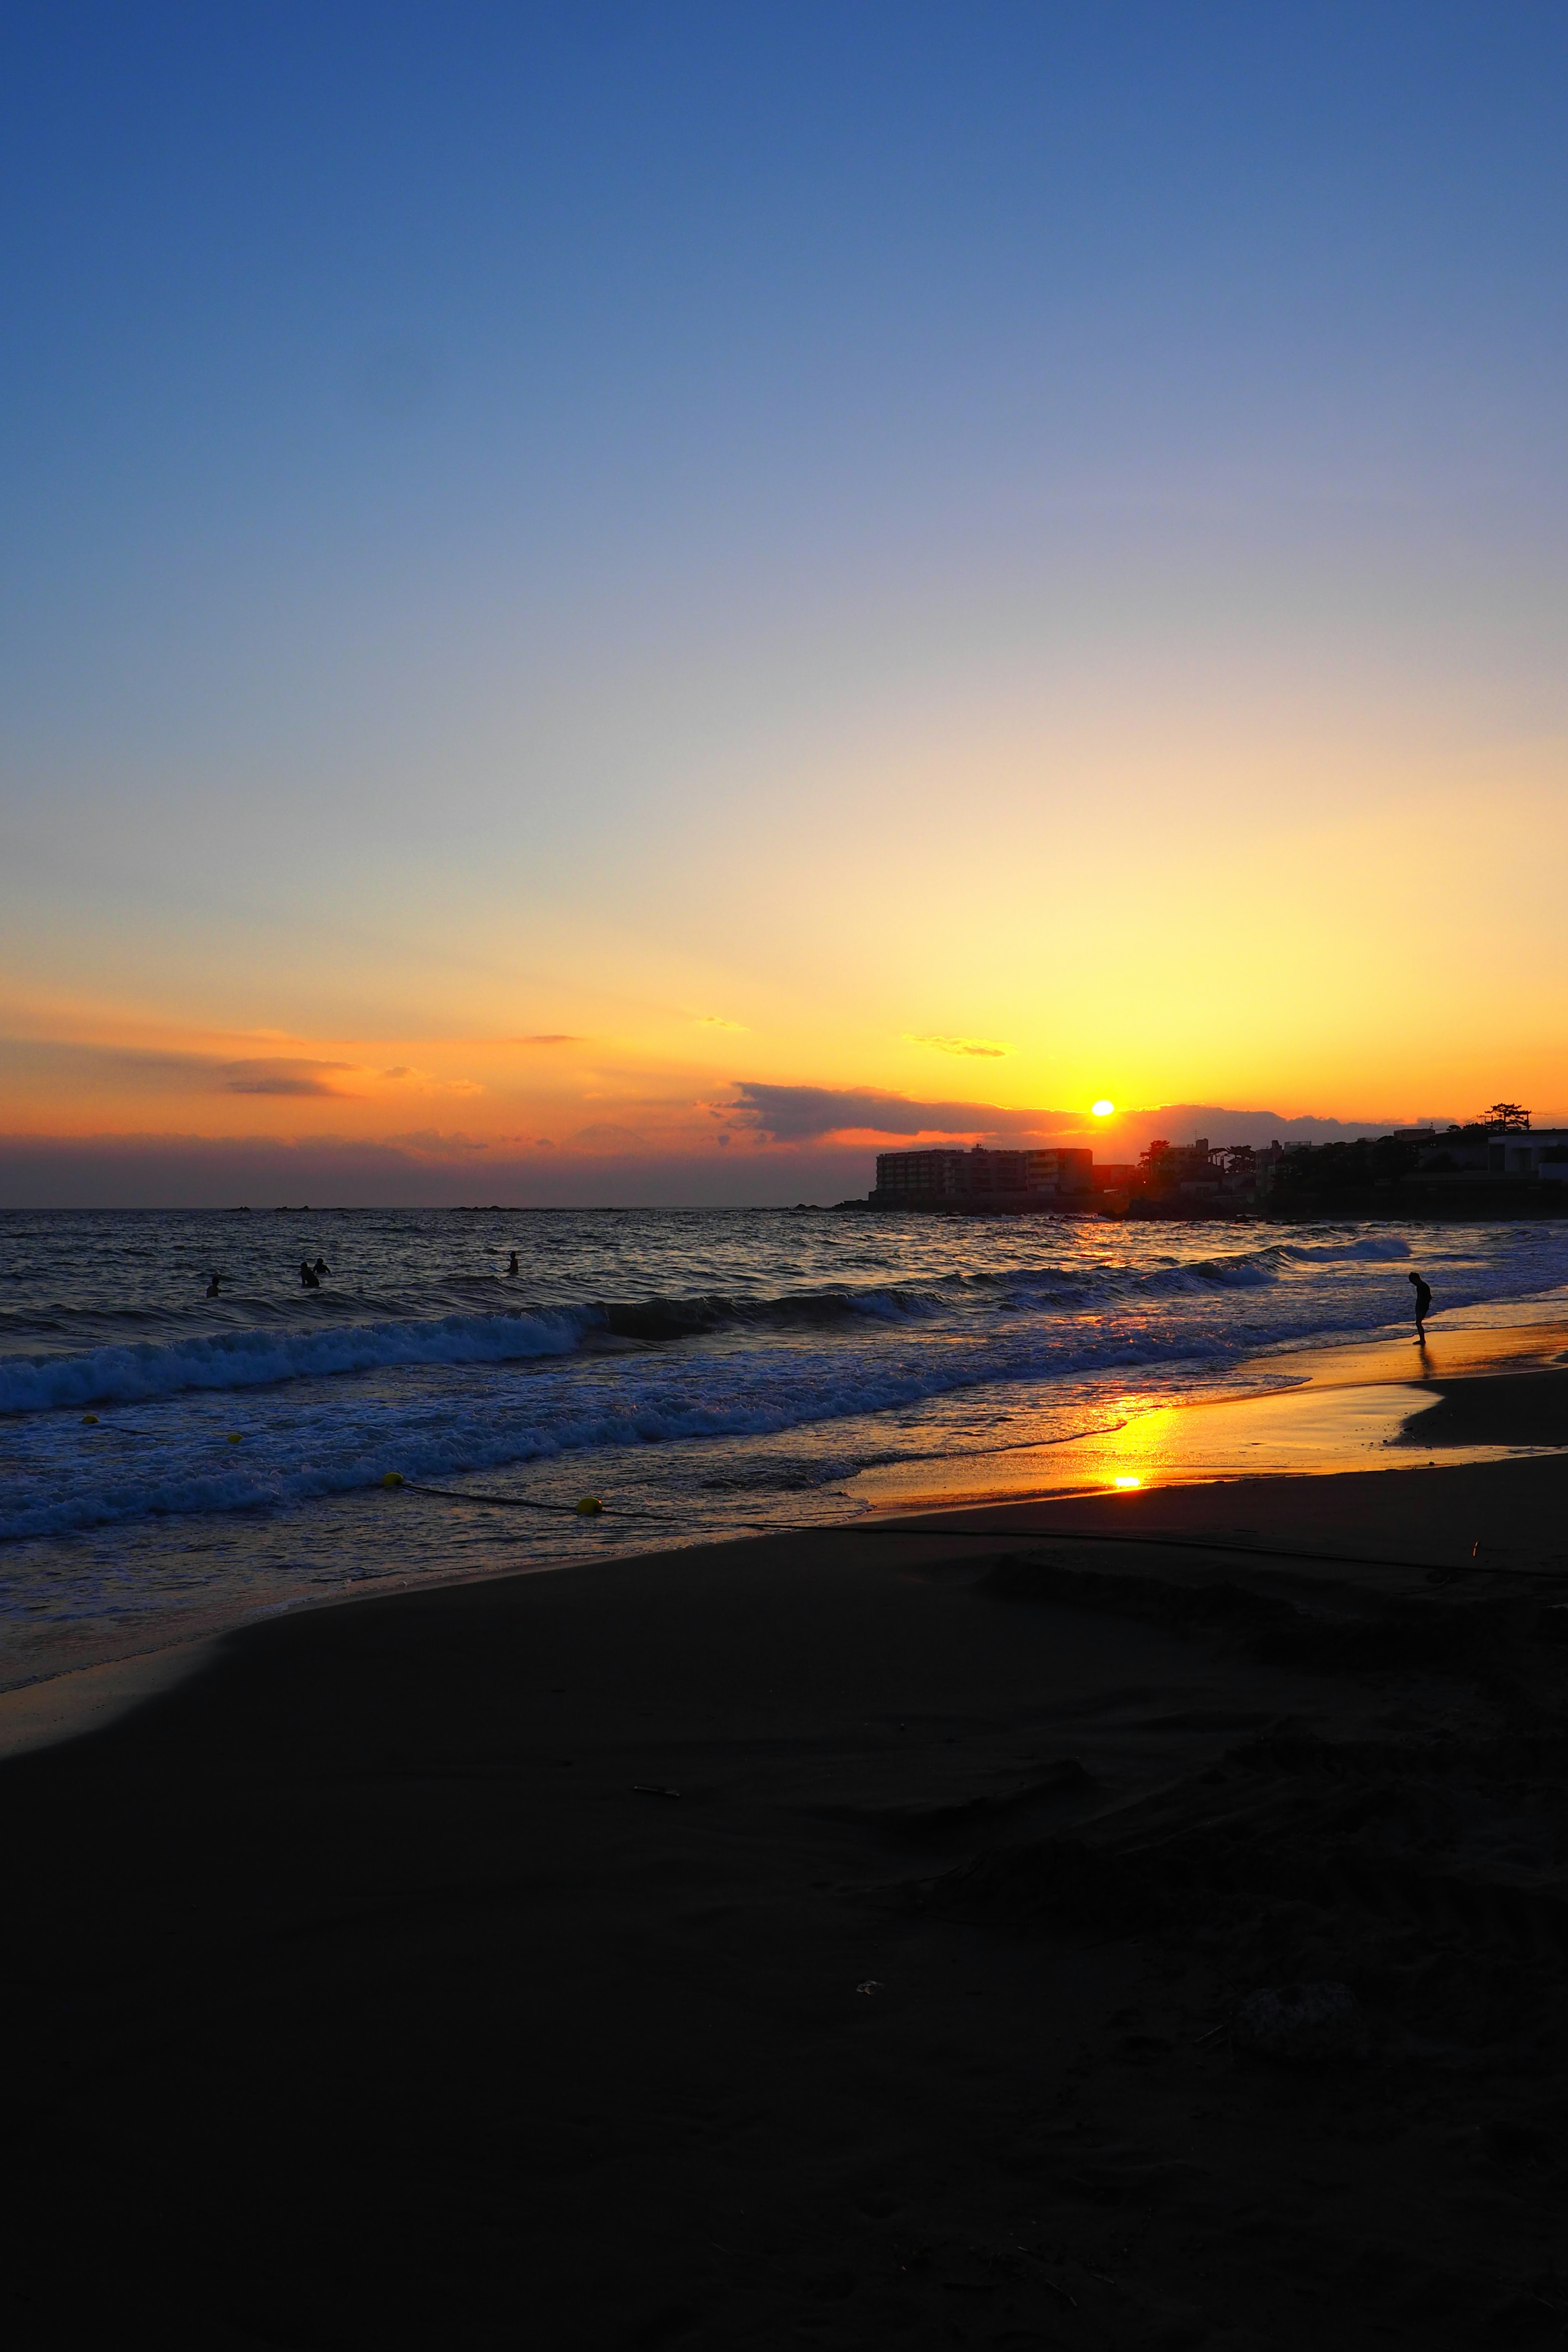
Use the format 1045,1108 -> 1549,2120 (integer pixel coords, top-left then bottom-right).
382,1477 -> 1566,1580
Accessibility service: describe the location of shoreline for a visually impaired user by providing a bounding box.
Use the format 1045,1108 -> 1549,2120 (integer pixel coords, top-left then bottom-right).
2,1307 -> 1564,1736
4,1381 -> 1567,2341
849,1311 -> 1568,1514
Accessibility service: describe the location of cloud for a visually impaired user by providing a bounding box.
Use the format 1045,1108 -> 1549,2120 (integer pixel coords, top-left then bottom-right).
0,1128 -> 910,1210
384,1129 -> 490,1154
220,1059 -> 358,1098
1120,1104 -> 1416,1148
727,1083 -> 1439,1148
906,1034 -> 1010,1058
695,1014 -> 747,1031
506,1034 -> 582,1046
224,1077 -> 340,1096
729,1082 -> 1057,1143
376,1064 -> 483,1095
568,1121 -> 646,1150
0,1036 -> 363,1098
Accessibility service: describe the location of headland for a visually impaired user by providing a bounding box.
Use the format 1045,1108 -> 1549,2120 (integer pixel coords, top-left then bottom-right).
860,1111 -> 1568,1219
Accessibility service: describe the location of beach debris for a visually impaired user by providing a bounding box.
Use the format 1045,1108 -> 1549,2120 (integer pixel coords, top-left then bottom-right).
632,1783 -> 681,1798
381,1471 -> 404,1487
856,1980 -> 883,1996
575,1495 -> 605,1515
1015,2252 -> 1077,2306
1233,1980 -> 1368,2062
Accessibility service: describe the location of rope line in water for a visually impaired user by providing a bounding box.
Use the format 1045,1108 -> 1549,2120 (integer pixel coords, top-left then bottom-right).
387,1480 -> 1563,1580
399,1480 -> 669,1519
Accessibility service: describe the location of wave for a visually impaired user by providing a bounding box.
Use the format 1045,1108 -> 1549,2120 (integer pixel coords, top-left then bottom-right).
0,1355 -> 1007,1540
2,1216 -> 1560,1449
0,1308 -> 588,1414
1277,1236 -> 1412,1264
0,1229 -> 1499,1414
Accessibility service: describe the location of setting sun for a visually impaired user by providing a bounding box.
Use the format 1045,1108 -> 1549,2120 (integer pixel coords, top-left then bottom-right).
1091,1100 -> 1116,1118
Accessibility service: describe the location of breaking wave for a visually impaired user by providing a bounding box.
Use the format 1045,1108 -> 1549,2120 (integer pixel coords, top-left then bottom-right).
0,1236 -> 1401,1413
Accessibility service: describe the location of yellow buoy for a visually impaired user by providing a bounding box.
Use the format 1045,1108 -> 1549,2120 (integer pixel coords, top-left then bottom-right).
81,1413 -> 99,1425
575,1495 -> 604,1516
226,1433 -> 243,1444
381,1471 -> 405,1488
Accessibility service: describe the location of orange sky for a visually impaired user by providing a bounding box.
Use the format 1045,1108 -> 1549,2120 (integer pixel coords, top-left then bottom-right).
4,11 -> 1565,1202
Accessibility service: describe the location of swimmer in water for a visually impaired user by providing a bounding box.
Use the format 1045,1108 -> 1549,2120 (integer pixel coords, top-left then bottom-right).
508,1251 -> 519,1276
300,1260 -> 320,1289
313,1256 -> 330,1275
206,1272 -> 222,1296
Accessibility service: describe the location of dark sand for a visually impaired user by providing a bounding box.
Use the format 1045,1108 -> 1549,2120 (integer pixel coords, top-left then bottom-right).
4,1373 -> 1568,2347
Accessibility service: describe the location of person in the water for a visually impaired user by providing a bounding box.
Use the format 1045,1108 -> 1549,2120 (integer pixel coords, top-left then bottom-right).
313,1256 -> 330,1275
1408,1268 -> 1432,1340
300,1260 -> 320,1289
508,1251 -> 519,1276
206,1272 -> 222,1296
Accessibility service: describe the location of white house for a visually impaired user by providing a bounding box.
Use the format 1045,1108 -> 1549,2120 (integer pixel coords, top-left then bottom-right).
1495,1129 -> 1568,1180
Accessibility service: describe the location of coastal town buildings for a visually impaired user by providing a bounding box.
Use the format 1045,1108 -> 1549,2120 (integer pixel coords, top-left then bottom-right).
863,1108 -> 1568,1215
1405,1124 -> 1568,1181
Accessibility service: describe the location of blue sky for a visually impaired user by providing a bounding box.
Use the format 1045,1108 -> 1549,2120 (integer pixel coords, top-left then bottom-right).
2,3 -> 1565,1200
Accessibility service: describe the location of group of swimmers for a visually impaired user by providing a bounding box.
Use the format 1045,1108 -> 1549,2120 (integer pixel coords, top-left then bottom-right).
203,1257 -> 331,1295
205,1250 -> 519,1295
206,1258 -> 1433,1332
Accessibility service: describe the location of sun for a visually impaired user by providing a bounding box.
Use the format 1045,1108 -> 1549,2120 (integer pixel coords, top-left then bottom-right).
1091,1098 -> 1115,1118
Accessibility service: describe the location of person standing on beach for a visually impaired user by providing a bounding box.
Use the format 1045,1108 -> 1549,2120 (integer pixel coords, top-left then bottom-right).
1408,1269 -> 1432,1340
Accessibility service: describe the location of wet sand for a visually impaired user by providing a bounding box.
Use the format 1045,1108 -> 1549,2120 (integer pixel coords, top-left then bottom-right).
4,1350 -> 1568,2346
849,1315 -> 1568,1512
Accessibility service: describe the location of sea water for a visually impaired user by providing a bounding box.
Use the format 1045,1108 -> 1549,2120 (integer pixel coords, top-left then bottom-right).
2,1207 -> 1566,1684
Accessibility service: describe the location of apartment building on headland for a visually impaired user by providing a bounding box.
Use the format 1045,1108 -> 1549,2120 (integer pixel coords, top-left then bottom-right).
872,1145 -> 1092,1207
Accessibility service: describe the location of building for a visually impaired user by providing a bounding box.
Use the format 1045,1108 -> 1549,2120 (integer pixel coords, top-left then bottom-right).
872,1143 -> 1093,1207
1407,1111 -> 1568,1183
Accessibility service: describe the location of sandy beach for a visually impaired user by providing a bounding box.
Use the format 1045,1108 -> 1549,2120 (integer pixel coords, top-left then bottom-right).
4,1329 -> 1568,2348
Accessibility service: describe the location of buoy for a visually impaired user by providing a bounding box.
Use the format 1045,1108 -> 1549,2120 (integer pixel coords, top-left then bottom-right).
381,1471 -> 405,1488
81,1413 -> 99,1425
226,1433 -> 243,1444
575,1495 -> 604,1516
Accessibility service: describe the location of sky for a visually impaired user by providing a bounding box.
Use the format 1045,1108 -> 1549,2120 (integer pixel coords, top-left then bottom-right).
2,2 -> 1564,1205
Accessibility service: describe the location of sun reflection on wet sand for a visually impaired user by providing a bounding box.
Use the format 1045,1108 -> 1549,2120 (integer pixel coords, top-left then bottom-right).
848,1374 -> 1551,1515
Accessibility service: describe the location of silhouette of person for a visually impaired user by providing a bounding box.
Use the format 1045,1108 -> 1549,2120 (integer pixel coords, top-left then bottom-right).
300,1260 -> 321,1290
1408,1269 -> 1432,1340
508,1251 -> 519,1276
206,1273 -> 221,1296
313,1256 -> 330,1275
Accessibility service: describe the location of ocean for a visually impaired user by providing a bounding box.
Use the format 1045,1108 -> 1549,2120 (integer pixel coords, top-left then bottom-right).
3,1206 -> 1566,1686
